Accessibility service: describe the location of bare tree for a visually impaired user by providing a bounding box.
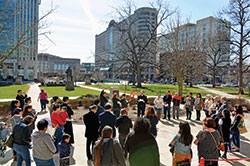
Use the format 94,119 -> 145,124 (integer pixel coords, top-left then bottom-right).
0,0 -> 56,65
97,0 -> 176,88
219,0 -> 250,93
202,31 -> 230,88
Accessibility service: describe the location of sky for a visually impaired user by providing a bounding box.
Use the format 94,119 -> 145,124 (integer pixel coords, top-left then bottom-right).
39,0 -> 229,63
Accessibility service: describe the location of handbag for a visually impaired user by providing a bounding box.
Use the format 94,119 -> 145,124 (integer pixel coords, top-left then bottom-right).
6,133 -> 14,148
239,123 -> 248,134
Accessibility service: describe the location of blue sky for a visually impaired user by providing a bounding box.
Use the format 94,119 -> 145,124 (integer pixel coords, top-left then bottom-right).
39,0 -> 229,63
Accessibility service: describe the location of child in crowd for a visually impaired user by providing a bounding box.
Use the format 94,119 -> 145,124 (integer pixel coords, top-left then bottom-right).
11,100 -> 20,116
24,97 -> 32,107
116,109 -> 133,148
11,108 -> 23,128
58,134 -> 71,166
60,106 -> 69,133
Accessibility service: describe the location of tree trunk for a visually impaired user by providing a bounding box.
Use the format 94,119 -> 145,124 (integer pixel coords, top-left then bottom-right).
239,45 -> 244,94
177,74 -> 183,97
212,70 -> 216,88
136,65 -> 142,88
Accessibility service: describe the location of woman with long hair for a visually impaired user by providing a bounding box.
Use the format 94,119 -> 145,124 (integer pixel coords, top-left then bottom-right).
112,93 -> 121,117
170,122 -> 193,166
37,89 -> 48,112
144,107 -> 159,137
194,118 -> 221,166
231,104 -> 244,152
94,126 -> 126,166
22,105 -> 37,133
219,109 -> 231,158
204,94 -> 213,117
195,93 -> 203,121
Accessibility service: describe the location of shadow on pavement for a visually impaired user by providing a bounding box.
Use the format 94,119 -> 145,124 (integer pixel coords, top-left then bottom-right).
190,119 -> 203,126
70,145 -> 76,165
0,149 -> 13,165
160,120 -> 175,127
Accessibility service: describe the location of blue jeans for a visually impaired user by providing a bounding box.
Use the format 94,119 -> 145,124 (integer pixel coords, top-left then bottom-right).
13,144 -> 31,166
164,106 -> 171,119
40,99 -> 47,111
54,128 -> 63,153
34,158 -> 55,166
232,128 -> 240,148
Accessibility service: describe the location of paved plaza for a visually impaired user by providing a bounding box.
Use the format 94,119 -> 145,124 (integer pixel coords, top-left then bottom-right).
1,83 -> 250,166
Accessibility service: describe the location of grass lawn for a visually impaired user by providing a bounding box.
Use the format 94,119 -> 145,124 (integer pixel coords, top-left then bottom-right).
41,86 -> 100,98
0,85 -> 30,99
206,86 -> 250,99
85,84 -> 216,97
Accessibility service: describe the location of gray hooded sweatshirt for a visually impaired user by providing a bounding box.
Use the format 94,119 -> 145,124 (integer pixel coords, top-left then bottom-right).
32,131 -> 56,160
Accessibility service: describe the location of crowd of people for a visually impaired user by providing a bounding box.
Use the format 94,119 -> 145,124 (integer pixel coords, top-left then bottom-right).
2,88 -> 247,166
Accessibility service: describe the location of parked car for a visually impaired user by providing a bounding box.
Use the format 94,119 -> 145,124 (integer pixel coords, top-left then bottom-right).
215,83 -> 221,86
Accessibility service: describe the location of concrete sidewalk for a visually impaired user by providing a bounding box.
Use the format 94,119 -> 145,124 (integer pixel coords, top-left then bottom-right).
1,84 -> 250,166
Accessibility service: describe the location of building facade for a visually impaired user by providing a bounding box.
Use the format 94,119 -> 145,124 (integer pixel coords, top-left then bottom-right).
158,16 -> 231,80
80,63 -> 95,73
95,7 -> 157,81
37,53 -> 80,79
0,0 -> 40,80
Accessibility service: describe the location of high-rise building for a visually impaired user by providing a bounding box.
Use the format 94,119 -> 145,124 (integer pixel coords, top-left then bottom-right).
158,16 -> 231,80
95,7 -> 157,80
0,0 -> 40,80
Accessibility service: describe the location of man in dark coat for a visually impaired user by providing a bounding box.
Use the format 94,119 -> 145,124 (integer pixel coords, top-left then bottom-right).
163,91 -> 172,120
16,90 -> 27,109
100,89 -> 108,108
99,103 -> 117,137
60,96 -> 74,144
94,99 -> 105,117
137,91 -> 147,117
83,105 -> 100,161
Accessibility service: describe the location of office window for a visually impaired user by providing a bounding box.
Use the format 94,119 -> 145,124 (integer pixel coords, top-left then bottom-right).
62,64 -> 65,70
54,64 -> 57,71
152,13 -> 155,16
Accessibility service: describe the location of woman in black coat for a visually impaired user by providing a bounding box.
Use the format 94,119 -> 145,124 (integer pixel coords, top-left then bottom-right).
112,93 -> 121,117
219,109 -> 231,159
60,96 -> 74,144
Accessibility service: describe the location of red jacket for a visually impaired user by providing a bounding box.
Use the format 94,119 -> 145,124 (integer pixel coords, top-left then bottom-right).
51,112 -> 66,128
60,112 -> 69,121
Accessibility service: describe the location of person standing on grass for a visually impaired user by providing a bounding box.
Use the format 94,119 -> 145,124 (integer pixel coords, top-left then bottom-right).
32,120 -> 56,166
219,109 -> 231,159
112,93 -> 122,117
184,93 -> 195,120
83,105 -> 100,161
94,99 -> 105,117
172,92 -> 181,119
137,91 -> 147,117
163,91 -> 172,120
100,88 -> 108,108
99,103 -> 117,138
58,134 -> 71,166
116,109 -> 133,148
60,96 -> 75,144
13,116 -> 34,166
144,107 -> 159,137
16,90 -> 27,109
37,89 -> 48,112
195,93 -> 203,121
154,94 -> 164,120
170,122 -> 193,166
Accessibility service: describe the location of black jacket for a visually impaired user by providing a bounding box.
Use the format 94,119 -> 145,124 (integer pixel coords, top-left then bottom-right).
163,95 -> 172,105
137,95 -> 147,106
13,121 -> 31,146
96,106 -> 105,117
16,94 -> 27,109
121,98 -> 128,108
112,98 -> 121,111
83,111 -> 100,139
99,111 -> 117,137
100,95 -> 108,108
60,103 -> 74,119
116,116 -> 132,134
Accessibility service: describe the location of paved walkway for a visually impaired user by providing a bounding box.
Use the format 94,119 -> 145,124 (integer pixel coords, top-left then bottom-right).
1,84 -> 250,166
